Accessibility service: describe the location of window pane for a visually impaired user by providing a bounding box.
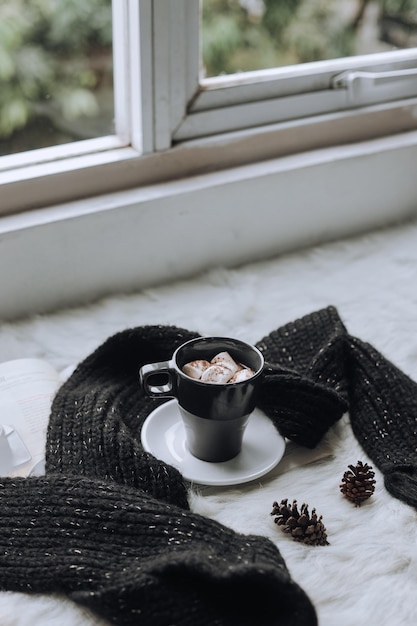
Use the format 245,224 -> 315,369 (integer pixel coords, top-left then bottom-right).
0,0 -> 113,157
201,0 -> 417,77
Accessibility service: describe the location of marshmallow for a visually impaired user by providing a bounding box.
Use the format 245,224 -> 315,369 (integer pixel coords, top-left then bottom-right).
211,352 -> 240,376
229,368 -> 255,383
183,359 -> 210,380
182,352 -> 255,384
200,364 -> 233,384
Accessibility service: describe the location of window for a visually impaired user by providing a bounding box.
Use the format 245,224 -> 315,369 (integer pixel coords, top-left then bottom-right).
1,0 -> 417,218
175,0 -> 417,141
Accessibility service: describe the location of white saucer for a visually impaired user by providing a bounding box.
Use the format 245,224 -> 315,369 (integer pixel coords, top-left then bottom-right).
141,400 -> 285,486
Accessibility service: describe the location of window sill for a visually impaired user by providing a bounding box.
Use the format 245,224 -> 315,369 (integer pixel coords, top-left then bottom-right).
2,97 -> 417,218
2,129 -> 417,321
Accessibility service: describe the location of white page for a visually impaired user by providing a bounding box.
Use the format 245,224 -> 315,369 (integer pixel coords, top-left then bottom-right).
0,358 -> 61,477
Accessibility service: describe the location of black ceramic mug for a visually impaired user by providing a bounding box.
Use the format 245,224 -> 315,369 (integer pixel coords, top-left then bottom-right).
139,336 -> 265,462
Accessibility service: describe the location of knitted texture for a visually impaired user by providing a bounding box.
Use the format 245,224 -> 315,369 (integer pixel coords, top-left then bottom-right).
346,336 -> 417,508
256,307 -> 349,447
46,325 -> 200,509
257,306 -> 417,510
0,476 -> 315,626
0,324 -> 317,626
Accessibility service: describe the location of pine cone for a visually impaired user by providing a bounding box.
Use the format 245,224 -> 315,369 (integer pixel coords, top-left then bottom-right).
340,461 -> 376,506
271,499 -> 329,546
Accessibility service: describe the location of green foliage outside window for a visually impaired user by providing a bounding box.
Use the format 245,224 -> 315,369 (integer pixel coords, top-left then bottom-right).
202,0 -> 417,77
0,0 -> 112,154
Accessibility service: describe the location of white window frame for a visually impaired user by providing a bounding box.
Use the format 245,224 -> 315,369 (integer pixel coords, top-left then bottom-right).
1,0 -> 417,319
179,49 -> 417,139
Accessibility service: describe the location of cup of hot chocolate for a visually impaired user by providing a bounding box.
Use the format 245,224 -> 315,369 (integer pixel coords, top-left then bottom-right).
139,337 -> 264,462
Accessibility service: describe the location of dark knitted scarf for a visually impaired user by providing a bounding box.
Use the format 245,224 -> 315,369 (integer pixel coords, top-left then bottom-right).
257,306 -> 417,508
0,306 -> 416,625
0,326 -> 316,626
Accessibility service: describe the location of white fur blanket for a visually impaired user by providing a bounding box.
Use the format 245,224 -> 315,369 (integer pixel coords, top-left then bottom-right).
2,218 -> 417,626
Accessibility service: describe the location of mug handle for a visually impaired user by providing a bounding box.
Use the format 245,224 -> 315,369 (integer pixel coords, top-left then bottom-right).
139,360 -> 176,398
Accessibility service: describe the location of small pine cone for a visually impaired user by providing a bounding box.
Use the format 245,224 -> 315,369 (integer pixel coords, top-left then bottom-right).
340,461 -> 376,506
271,499 -> 329,546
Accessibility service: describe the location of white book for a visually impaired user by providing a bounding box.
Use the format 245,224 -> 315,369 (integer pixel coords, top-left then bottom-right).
0,358 -> 62,477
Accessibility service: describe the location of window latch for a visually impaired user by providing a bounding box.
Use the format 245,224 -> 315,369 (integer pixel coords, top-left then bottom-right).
331,68 -> 417,104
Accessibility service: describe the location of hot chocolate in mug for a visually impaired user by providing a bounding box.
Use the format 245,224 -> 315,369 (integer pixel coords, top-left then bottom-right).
139,336 -> 265,462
